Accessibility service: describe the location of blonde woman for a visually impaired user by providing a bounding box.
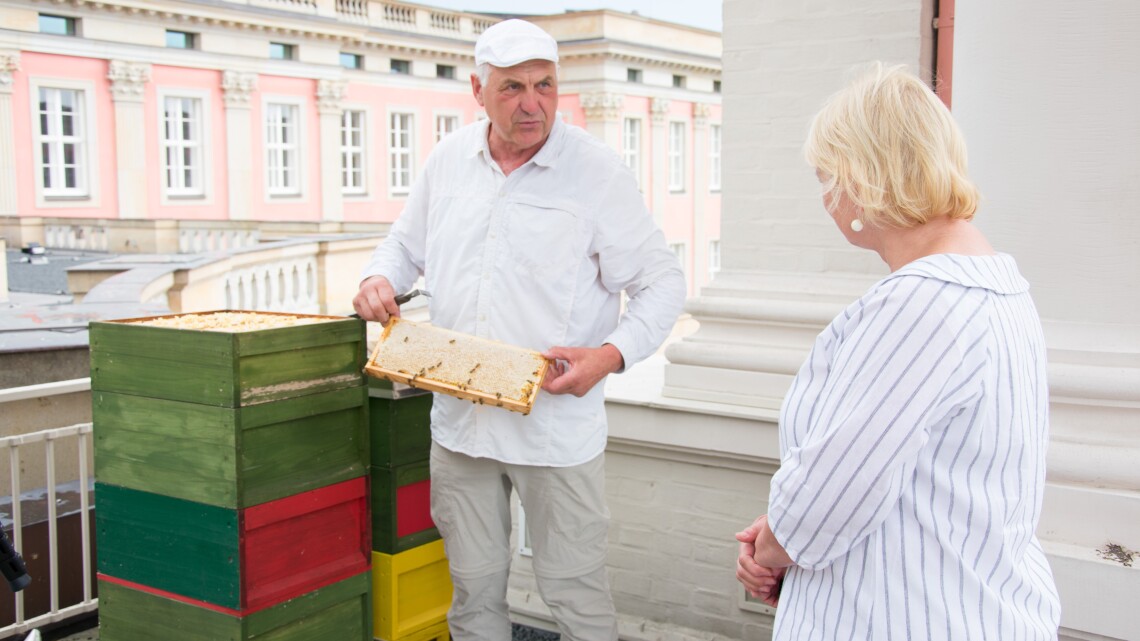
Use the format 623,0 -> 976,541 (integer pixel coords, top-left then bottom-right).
734,64 -> 1061,639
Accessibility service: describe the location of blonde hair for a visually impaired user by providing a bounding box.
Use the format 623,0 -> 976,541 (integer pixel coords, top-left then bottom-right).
804,63 -> 979,228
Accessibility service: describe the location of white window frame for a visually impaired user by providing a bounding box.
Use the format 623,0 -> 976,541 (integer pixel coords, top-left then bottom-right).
29,77 -> 99,208
708,239 -> 721,280
157,88 -> 210,202
669,241 -> 688,280
340,107 -> 367,196
668,120 -> 686,193
387,109 -> 416,196
622,116 -> 641,188
709,123 -> 722,192
434,112 -> 460,142
263,97 -> 305,198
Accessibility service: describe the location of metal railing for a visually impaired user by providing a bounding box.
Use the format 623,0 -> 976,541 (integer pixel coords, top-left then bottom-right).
0,381 -> 96,639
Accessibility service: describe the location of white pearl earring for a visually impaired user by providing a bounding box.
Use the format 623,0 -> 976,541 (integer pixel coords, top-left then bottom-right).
850,219 -> 864,233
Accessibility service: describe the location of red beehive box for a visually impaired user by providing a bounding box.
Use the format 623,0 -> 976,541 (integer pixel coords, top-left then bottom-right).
97,477 -> 371,612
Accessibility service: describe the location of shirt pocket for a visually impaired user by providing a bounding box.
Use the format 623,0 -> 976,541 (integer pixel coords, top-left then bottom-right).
504,199 -> 582,279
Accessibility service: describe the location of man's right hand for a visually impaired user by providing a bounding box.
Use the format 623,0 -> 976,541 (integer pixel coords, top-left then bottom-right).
353,276 -> 401,324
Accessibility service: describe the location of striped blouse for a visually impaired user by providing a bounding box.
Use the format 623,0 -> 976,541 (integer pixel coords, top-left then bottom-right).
768,254 -> 1061,640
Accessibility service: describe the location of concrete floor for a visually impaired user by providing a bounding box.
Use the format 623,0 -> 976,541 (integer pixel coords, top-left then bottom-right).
44,622 -> 557,640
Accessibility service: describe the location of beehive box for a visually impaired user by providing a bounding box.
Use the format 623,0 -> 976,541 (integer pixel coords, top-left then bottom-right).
98,569 -> 372,641
372,540 -> 452,641
96,477 -> 370,612
365,318 -> 548,415
369,382 -> 432,469
91,311 -> 365,407
372,461 -> 438,554
94,384 -> 368,509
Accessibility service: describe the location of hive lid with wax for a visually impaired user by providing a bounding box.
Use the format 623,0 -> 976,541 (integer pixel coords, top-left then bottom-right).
364,317 -> 549,415
90,310 -> 365,407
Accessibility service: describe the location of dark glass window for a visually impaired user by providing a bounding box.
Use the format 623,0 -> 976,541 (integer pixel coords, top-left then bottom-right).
166,30 -> 197,49
39,14 -> 77,36
269,43 -> 296,60
340,53 -> 363,69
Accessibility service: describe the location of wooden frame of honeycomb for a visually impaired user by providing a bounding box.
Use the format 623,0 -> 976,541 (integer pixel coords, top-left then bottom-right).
364,318 -> 550,415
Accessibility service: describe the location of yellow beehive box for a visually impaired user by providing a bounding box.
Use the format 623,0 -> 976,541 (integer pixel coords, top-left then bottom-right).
372,539 -> 452,640
386,620 -> 450,641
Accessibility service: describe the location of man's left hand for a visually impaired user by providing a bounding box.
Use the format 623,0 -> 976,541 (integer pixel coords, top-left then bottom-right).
541,344 -> 625,397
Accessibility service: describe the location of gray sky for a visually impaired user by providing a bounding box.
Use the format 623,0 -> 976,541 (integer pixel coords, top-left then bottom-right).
416,0 -> 722,32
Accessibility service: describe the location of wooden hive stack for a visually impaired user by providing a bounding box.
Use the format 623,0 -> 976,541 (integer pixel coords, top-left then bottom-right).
368,378 -> 452,641
364,319 -> 554,640
89,311 -> 373,641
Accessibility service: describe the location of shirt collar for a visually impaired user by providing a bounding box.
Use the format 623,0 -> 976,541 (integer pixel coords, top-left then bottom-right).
468,117 -> 565,170
888,253 -> 1030,295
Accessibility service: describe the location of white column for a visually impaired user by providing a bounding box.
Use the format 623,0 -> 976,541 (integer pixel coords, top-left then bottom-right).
107,60 -> 152,220
664,0 -> 927,406
581,91 -> 624,151
222,71 -> 257,221
690,103 -> 711,294
649,97 -> 670,229
953,1 -> 1140,493
316,79 -> 346,222
0,51 -> 19,219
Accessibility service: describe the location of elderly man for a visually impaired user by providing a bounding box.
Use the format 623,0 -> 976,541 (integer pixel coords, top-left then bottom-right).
353,19 -> 685,640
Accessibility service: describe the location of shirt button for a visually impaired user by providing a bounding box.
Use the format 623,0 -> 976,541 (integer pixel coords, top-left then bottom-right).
478,314 -> 486,322
488,232 -> 496,239
499,190 -> 506,197
483,272 -> 490,280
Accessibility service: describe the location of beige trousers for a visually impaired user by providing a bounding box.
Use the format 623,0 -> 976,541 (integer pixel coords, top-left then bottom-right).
429,441 -> 618,641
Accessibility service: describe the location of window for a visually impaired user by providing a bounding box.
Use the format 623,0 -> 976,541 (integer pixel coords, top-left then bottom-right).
709,240 -> 721,279
161,96 -> 204,197
39,14 -> 77,36
669,242 -> 687,279
389,112 -> 414,194
265,102 -> 301,196
340,53 -> 362,70
269,43 -> 295,61
627,68 -> 642,83
622,117 -> 641,184
673,74 -> 687,89
713,80 -> 722,93
436,64 -> 456,80
36,87 -> 88,197
390,59 -> 411,75
710,124 -> 722,191
165,30 -> 197,49
435,114 -> 459,142
341,110 -> 366,194
668,121 -> 686,192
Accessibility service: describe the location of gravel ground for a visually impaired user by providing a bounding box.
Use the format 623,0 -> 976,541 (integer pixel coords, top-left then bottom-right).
5,248 -> 113,296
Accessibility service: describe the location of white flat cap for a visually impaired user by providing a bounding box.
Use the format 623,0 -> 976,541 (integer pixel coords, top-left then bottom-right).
474,19 -> 559,68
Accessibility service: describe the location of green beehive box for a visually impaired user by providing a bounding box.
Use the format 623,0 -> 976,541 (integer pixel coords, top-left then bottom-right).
90,311 -> 365,407
371,461 -> 439,554
368,382 -> 433,469
94,384 -> 368,509
98,570 -> 372,641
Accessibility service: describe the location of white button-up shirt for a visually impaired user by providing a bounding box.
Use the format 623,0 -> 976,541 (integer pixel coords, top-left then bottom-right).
361,119 -> 686,466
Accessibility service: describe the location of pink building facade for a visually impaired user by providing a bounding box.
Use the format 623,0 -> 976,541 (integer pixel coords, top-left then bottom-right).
0,0 -> 722,293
